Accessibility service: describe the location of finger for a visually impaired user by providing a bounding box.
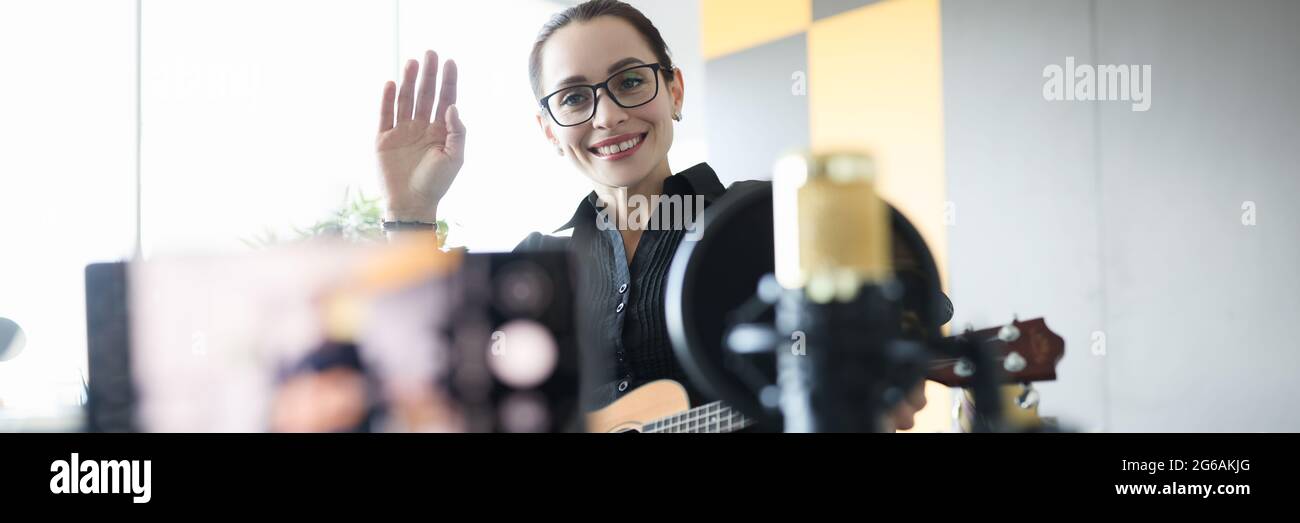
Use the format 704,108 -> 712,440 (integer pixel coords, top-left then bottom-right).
444,104 -> 466,162
396,59 -> 419,122
879,413 -> 897,433
379,81 -> 396,132
891,402 -> 917,431
432,59 -> 458,129
413,50 -> 440,123
908,383 -> 928,411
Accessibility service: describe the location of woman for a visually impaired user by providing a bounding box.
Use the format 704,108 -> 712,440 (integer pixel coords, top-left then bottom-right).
374,0 -> 926,430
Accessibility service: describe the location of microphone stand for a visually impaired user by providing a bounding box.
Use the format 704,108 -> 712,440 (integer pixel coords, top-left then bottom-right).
774,282 -> 928,432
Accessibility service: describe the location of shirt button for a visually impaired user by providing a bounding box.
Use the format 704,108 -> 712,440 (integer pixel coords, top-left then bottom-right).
617,380 -> 629,392
615,302 -> 624,313
618,283 -> 628,294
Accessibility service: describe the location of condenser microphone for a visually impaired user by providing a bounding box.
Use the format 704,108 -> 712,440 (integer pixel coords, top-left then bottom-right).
770,151 -> 925,432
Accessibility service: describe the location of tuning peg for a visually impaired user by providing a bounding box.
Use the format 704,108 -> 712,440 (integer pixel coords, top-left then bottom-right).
1016,383 -> 1040,410
954,358 -> 974,378
998,323 -> 1021,342
1003,351 -> 1027,373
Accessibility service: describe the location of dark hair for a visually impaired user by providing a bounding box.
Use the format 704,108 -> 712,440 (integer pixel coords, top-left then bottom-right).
528,0 -> 676,98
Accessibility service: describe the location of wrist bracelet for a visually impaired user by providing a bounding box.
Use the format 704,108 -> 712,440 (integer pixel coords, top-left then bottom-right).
381,220 -> 437,232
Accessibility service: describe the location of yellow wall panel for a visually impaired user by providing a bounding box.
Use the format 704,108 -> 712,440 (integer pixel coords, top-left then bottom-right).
701,0 -> 811,59
808,0 -> 946,283
807,0 -> 951,432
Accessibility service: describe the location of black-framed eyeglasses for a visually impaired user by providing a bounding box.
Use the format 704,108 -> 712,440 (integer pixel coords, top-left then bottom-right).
539,63 -> 663,127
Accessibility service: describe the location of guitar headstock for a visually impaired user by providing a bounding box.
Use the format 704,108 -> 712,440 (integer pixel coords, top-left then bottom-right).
927,317 -> 1065,387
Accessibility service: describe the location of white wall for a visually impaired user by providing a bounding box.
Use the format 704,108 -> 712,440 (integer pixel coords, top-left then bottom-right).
942,0 -> 1300,431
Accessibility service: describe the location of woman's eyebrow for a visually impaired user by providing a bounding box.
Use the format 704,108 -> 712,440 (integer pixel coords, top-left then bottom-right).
605,57 -> 646,74
552,57 -> 648,90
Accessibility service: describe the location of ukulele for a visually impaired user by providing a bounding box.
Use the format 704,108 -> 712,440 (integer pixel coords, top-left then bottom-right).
585,317 -> 1064,433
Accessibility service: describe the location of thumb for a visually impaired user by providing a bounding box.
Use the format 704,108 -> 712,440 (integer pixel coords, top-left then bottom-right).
444,104 -> 466,161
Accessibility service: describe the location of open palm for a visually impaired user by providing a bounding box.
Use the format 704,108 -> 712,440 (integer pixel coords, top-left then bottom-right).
377,50 -> 466,222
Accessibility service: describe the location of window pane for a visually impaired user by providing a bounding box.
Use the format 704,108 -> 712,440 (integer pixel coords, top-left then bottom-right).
0,0 -> 136,411
140,0 -> 396,255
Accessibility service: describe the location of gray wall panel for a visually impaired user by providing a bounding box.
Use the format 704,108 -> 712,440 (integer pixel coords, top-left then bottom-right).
704,33 -> 809,185
942,0 -> 1107,431
943,0 -> 1300,431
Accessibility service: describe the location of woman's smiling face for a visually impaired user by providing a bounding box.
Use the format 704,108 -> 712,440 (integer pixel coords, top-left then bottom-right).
536,16 -> 684,191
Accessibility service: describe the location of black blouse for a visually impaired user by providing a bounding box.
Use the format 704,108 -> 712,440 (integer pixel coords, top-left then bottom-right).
514,162 -> 733,409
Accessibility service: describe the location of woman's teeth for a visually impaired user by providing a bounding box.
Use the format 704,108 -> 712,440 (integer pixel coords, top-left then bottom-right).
595,135 -> 640,156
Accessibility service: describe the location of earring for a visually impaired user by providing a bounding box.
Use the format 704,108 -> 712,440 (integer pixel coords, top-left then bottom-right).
672,111 -> 683,122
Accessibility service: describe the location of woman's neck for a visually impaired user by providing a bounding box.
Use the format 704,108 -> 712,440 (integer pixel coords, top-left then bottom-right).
592,159 -> 673,228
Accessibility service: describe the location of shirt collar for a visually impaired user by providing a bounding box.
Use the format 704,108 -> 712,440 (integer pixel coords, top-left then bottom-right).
554,162 -> 725,233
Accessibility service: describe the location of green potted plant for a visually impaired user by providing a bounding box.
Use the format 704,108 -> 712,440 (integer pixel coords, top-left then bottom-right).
244,188 -> 449,249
